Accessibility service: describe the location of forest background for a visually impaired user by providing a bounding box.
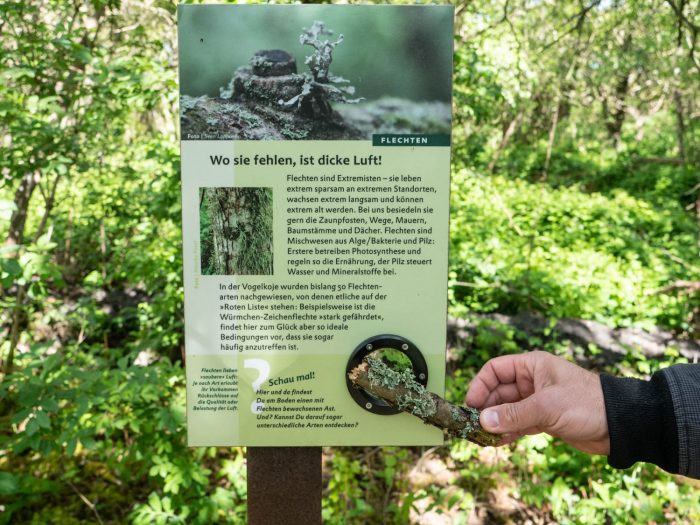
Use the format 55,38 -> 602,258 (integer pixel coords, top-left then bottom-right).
1,0 -> 700,523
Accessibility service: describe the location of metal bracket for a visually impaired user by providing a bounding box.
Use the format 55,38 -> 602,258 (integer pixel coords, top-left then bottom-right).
345,334 -> 428,415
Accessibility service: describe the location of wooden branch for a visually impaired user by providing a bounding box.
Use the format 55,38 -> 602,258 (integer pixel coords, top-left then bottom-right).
540,0 -> 603,51
665,0 -> 700,74
653,280 -> 700,295
684,180 -> 700,196
666,0 -> 700,34
632,156 -> 685,165
467,0 -> 512,40
348,359 -> 500,447
447,314 -> 700,365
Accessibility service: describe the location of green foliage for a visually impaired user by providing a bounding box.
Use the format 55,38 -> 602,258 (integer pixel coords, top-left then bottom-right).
0,342 -> 247,524
452,38 -> 505,166
449,170 -> 698,332
323,446 -> 418,524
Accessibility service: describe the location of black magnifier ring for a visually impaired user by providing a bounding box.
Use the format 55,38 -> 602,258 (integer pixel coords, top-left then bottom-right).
345,334 -> 428,415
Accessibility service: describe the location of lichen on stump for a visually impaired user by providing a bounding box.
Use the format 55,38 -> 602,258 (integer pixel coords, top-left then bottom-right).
348,358 -> 500,447
229,53 -> 307,111
224,21 -> 361,121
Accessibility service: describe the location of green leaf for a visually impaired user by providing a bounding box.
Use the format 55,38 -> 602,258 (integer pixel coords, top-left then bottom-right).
66,437 -> 77,456
2,67 -> 35,80
0,472 -> 18,495
148,492 -> 162,512
41,398 -> 60,413
35,410 -> 51,429
80,436 -> 97,450
25,418 -> 39,436
42,353 -> 61,375
118,356 -> 129,370
1,257 -> 22,277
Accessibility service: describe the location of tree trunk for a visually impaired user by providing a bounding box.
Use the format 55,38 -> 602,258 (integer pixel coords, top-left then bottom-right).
605,73 -> 629,146
604,35 -> 633,147
33,175 -> 61,242
541,97 -> 560,181
3,172 -> 39,377
489,111 -> 523,173
674,90 -> 687,163
6,172 -> 39,247
3,287 -> 26,375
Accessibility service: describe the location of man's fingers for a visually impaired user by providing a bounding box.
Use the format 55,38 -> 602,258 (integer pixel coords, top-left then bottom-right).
468,383 -> 526,409
465,375 -> 491,407
480,395 -> 544,434
466,354 -> 535,407
483,354 -> 535,385
481,383 -> 525,408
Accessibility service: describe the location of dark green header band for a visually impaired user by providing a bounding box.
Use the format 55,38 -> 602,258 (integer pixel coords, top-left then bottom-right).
372,134 -> 451,147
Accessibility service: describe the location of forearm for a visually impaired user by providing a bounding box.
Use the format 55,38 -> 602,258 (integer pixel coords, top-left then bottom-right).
601,364 -> 700,478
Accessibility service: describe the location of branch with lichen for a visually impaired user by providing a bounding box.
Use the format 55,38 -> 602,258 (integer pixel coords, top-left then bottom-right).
348,358 -> 500,447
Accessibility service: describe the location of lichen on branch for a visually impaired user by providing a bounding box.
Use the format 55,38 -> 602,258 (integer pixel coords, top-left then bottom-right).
348,359 -> 500,447
300,20 -> 343,83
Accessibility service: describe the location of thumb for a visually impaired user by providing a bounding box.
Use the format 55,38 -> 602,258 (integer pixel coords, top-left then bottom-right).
480,396 -> 543,434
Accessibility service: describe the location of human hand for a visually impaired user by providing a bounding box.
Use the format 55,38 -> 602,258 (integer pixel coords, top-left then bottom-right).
466,351 -> 610,455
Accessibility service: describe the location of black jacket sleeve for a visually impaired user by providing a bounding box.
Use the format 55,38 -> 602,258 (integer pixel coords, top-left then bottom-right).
600,364 -> 700,479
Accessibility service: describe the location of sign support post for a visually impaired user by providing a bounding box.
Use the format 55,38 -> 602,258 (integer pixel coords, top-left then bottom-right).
247,447 -> 322,525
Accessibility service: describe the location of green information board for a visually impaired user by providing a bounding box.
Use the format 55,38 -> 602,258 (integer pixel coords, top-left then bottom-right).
178,4 -> 454,446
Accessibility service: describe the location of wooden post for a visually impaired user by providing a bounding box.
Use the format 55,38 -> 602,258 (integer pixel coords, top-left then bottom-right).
247,447 -> 322,525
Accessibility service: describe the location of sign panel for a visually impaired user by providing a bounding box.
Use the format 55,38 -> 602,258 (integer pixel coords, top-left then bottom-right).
178,4 -> 454,446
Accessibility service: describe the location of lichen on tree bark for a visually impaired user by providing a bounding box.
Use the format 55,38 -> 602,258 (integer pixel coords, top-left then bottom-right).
200,187 -> 273,275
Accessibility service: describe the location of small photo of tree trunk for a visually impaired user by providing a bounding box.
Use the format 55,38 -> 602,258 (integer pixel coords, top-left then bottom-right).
199,187 -> 273,275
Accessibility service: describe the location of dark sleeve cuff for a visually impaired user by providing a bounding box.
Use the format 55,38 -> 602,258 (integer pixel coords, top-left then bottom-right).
600,372 -> 678,474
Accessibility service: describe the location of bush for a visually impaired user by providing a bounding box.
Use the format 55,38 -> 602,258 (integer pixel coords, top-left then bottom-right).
449,170 -> 698,332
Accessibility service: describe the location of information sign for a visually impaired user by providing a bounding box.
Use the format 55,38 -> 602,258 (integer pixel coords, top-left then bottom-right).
178,4 -> 454,446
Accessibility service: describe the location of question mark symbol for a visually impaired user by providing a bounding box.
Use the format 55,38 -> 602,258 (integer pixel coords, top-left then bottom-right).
244,359 -> 270,414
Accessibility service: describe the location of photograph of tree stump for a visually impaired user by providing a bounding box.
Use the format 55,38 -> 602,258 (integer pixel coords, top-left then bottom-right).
199,187 -> 273,275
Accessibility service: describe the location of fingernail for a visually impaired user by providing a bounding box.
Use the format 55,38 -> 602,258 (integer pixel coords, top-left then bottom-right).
482,409 -> 499,430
